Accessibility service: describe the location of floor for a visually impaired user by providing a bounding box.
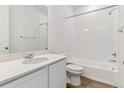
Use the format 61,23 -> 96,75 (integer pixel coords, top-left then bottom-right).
67,77 -> 115,88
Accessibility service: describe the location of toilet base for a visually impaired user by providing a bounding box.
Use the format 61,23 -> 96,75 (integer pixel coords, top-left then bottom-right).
67,71 -> 82,86
71,75 -> 81,86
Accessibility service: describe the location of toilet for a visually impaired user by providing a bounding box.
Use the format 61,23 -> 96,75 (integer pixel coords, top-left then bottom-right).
66,64 -> 84,86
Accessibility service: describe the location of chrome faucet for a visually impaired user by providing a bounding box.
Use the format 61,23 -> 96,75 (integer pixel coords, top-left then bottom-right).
23,52 -> 34,59
109,51 -> 117,63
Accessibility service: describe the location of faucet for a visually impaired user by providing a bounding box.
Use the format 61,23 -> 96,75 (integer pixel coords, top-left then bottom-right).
109,51 -> 117,63
23,52 -> 34,59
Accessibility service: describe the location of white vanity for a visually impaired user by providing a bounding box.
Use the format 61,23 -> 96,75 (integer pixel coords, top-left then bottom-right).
0,53 -> 66,88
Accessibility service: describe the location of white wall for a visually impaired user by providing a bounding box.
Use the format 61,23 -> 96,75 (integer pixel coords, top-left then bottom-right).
48,6 -> 75,59
73,6 -> 118,63
63,5 -> 119,63
63,6 -> 75,59
48,5 -> 118,62
48,6 -> 66,51
9,5 -> 47,53
0,6 -> 9,54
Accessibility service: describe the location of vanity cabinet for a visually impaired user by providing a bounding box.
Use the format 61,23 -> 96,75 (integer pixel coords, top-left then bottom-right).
49,60 -> 66,88
0,59 -> 66,88
1,67 -> 48,88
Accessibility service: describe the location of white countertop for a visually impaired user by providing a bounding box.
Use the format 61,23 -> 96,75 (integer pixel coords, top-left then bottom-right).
0,53 -> 66,86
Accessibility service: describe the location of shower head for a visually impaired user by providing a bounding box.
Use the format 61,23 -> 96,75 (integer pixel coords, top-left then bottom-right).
108,8 -> 117,15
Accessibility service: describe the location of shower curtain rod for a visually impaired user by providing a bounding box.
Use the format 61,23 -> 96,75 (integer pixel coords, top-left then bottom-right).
65,5 -> 118,19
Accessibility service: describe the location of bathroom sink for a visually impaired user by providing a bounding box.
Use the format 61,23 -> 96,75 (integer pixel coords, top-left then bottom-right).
22,58 -> 48,64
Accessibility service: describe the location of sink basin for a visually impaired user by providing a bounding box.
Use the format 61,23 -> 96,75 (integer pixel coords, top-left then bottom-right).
22,58 -> 48,64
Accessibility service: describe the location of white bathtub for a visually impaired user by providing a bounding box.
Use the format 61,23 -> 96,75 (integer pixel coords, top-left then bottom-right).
67,58 -> 119,87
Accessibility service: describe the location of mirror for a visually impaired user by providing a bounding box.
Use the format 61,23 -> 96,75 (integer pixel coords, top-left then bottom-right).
0,5 -> 48,54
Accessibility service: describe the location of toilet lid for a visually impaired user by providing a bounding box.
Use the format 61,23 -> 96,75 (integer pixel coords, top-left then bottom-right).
66,64 -> 84,72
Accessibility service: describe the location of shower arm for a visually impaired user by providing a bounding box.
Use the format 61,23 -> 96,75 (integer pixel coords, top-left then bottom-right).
108,8 -> 117,15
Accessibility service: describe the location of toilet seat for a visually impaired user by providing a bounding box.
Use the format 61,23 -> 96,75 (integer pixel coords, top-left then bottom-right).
66,64 -> 84,72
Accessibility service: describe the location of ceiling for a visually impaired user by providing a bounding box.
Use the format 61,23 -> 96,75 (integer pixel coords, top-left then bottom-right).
70,5 -> 86,10
35,5 -> 48,15
35,5 -> 85,14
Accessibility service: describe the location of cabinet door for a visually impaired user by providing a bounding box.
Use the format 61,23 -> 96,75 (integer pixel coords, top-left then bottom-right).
1,67 -> 48,88
49,59 -> 66,88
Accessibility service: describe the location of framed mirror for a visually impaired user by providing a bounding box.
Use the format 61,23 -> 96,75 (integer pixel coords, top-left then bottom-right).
0,5 -> 48,54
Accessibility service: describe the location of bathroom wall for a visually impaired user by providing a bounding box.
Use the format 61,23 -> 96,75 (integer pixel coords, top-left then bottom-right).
63,6 -> 75,59
73,6 -> 118,63
0,6 -> 9,54
48,5 -> 65,51
48,5 -> 117,62
9,5 -> 47,53
60,5 -> 119,63
48,6 -> 75,59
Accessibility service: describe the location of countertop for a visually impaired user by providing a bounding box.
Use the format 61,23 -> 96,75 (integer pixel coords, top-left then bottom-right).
0,53 -> 66,86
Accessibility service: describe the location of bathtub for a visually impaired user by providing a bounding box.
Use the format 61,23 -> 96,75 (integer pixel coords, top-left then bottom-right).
67,58 -> 119,87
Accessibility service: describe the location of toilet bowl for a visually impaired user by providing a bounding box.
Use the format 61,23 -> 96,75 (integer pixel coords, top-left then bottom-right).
66,64 -> 84,86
